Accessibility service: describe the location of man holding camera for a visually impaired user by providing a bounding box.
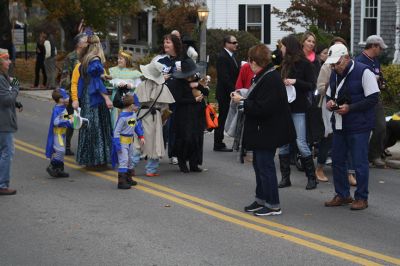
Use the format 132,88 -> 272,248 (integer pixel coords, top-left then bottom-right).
324,44 -> 380,210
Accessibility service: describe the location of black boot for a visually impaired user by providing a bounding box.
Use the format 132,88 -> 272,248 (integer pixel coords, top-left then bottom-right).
302,156 -> 318,190
278,154 -> 291,188
189,163 -> 202,172
178,158 -> 189,173
56,162 -> 69,178
46,161 -> 58,177
118,172 -> 131,189
126,169 -> 137,186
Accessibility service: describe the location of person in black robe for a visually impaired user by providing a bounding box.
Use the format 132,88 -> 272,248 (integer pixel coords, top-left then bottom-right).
170,58 -> 209,173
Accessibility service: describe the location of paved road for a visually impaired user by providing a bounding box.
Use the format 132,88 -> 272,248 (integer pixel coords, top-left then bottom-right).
1,95 -> 399,266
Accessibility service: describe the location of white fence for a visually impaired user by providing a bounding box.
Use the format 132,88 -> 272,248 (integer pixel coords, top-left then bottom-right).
120,44 -> 149,60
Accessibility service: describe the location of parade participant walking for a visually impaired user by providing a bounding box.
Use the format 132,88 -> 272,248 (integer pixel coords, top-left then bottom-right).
45,88 -> 73,178
136,61 -> 175,177
355,35 -> 388,168
277,35 -> 318,190
111,95 -> 145,189
109,49 -> 142,128
156,34 -> 184,165
0,49 -> 21,195
214,35 -> 240,152
324,44 -> 379,210
171,58 -> 209,173
231,44 -> 295,216
60,33 -> 88,156
76,34 -> 113,167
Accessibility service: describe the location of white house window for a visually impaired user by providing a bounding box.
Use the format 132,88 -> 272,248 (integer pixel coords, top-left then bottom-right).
363,0 -> 378,41
239,4 -> 271,44
247,6 -> 262,40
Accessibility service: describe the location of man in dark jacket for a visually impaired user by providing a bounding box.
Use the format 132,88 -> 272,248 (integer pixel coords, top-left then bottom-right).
214,35 -> 240,152
355,35 -> 387,168
324,44 -> 380,210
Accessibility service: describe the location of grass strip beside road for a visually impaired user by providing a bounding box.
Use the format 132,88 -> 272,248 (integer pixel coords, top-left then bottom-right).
14,139 -> 400,265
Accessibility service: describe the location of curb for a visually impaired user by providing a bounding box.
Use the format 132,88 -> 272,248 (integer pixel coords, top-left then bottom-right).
19,90 -> 52,102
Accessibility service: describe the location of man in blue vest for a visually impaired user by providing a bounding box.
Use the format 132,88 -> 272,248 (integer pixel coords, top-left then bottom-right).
324,44 -> 380,210
355,35 -> 387,168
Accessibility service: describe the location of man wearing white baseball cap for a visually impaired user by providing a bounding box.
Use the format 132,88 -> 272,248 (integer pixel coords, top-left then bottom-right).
324,43 -> 380,210
355,35 -> 387,168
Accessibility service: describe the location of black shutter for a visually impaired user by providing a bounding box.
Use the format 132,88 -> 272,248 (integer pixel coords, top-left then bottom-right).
263,4 -> 271,44
239,5 -> 246,31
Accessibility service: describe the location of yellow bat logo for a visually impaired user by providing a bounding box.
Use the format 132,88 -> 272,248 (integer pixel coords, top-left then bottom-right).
128,118 -> 136,127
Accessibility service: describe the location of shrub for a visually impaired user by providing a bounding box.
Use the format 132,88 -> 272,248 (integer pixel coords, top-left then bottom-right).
381,64 -> 400,113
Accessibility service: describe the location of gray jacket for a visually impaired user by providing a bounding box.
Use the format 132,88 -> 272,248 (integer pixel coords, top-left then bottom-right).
0,75 -> 19,132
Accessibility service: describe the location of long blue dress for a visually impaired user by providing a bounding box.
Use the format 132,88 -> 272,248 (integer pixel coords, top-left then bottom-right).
76,59 -> 112,166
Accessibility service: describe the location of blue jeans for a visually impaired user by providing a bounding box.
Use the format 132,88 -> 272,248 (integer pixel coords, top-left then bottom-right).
130,147 -> 141,168
279,113 -> 312,157
146,159 -> 160,174
253,149 -> 280,209
332,131 -> 370,200
0,133 -> 14,188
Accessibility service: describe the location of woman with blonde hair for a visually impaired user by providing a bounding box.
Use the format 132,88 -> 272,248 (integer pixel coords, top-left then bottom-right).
301,31 -> 321,78
75,35 -> 113,167
109,49 -> 142,128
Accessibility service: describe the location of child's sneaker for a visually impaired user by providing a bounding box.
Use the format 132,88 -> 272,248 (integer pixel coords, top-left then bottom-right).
145,173 -> 160,177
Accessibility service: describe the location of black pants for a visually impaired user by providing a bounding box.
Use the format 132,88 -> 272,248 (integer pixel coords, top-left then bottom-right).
65,99 -> 74,150
214,98 -> 229,147
368,102 -> 386,160
34,59 -> 47,87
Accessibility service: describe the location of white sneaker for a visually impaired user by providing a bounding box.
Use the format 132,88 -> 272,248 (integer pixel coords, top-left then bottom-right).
170,157 -> 178,165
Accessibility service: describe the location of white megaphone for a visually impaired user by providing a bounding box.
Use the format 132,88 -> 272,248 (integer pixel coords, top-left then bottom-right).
73,108 -> 89,129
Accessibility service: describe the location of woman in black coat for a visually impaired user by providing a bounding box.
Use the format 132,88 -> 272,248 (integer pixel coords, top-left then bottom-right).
231,44 -> 295,216
278,34 -> 318,190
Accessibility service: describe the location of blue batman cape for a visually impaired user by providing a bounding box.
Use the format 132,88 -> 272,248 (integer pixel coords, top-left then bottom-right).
45,105 -> 71,159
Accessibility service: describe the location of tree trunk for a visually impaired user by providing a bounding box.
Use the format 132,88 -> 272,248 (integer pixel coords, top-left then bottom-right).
59,16 -> 81,52
0,0 -> 12,50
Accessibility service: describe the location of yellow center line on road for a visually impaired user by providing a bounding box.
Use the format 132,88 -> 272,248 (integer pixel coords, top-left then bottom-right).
14,139 -> 400,265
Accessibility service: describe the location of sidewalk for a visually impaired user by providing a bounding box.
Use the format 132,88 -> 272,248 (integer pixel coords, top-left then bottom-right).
19,83 -> 52,101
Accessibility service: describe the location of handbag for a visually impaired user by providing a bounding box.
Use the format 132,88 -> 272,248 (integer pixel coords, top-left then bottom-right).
112,85 -> 130,109
306,93 -> 325,144
205,100 -> 218,131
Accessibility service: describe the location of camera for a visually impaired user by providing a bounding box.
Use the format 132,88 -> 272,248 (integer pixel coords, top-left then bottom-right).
331,103 -> 340,111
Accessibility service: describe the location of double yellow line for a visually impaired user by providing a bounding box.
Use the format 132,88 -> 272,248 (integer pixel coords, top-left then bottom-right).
14,138 -> 400,266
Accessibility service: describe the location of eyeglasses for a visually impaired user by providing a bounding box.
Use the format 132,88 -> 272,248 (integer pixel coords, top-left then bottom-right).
228,41 -> 238,45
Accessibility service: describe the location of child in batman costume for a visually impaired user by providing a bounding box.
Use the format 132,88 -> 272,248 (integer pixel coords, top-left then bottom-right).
111,95 -> 145,189
45,88 -> 73,177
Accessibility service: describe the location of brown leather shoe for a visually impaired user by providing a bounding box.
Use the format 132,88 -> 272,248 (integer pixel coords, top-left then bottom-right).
351,199 -> 368,210
0,188 -> 17,195
324,195 -> 353,207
